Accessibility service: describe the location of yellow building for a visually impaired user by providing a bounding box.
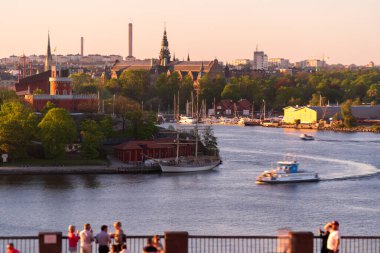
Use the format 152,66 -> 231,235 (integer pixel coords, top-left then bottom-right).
283,106 -> 317,124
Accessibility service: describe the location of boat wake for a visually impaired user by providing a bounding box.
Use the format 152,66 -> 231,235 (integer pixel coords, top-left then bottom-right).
222,147 -> 379,180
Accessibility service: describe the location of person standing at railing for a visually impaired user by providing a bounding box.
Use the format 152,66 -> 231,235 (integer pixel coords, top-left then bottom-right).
319,222 -> 332,253
110,221 -> 126,252
142,238 -> 158,253
68,225 -> 80,253
95,225 -> 111,253
80,223 -> 94,253
119,244 -> 131,253
152,235 -> 164,253
327,221 -> 340,253
6,243 -> 20,253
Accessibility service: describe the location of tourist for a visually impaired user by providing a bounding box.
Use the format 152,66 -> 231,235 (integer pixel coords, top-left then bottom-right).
108,244 -> 118,253
95,225 -> 111,253
68,225 -> 80,253
142,238 -> 158,253
152,235 -> 164,253
7,243 -> 20,253
119,244 -> 131,253
80,223 -> 94,253
327,221 -> 340,253
110,221 -> 126,252
319,222 -> 332,253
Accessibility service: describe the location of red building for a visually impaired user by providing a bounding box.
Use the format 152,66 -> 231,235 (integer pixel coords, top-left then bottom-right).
113,138 -> 195,163
21,65 -> 97,112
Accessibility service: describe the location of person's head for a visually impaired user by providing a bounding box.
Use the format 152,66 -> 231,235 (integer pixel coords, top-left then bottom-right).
84,223 -> 91,230
153,235 -> 160,244
7,243 -> 14,250
68,225 -> 76,233
101,225 -> 108,232
324,222 -> 332,231
114,221 -> 122,229
331,220 -> 339,230
121,244 -> 127,250
146,237 -> 153,245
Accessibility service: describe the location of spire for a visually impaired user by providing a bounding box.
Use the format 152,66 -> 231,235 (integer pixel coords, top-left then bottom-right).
187,53 -> 190,61
159,27 -> 171,66
200,61 -> 204,72
44,32 -> 52,72
173,52 -> 176,62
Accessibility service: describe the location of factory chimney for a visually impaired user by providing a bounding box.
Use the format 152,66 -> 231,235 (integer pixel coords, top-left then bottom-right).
81,37 -> 84,56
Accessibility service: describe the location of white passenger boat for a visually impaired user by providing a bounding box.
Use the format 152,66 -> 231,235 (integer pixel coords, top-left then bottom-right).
300,134 -> 314,140
178,116 -> 197,124
256,160 -> 320,184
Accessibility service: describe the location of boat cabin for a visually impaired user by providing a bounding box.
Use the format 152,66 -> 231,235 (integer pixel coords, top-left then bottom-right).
277,161 -> 298,173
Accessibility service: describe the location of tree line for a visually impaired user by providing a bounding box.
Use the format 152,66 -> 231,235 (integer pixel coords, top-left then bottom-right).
71,68 -> 380,114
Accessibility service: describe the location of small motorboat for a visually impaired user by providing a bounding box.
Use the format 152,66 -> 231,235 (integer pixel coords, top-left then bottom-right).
300,134 -> 314,140
256,160 -> 320,184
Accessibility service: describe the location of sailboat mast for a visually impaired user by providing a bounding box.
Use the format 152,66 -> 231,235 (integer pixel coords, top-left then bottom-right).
177,90 -> 180,120
176,131 -> 180,164
191,91 -> 194,117
195,90 -> 199,161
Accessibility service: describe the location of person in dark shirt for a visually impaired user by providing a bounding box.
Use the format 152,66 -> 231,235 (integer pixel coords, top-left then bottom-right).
142,238 -> 158,253
319,222 -> 332,253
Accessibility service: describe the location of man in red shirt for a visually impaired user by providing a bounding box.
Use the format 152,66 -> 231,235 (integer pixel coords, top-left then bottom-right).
7,243 -> 20,253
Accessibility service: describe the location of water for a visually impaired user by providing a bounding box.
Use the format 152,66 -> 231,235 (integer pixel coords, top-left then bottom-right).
0,125 -> 379,236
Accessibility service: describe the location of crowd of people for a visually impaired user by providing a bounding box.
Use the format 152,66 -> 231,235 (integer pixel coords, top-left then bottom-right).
319,220 -> 340,253
67,221 -> 164,253
6,220 -> 340,253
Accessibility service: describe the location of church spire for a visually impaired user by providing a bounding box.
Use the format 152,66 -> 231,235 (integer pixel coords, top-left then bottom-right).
44,32 -> 52,72
159,27 -> 171,66
187,52 -> 190,61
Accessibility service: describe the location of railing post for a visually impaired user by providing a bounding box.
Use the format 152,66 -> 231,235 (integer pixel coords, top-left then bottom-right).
38,232 -> 62,253
164,231 -> 188,253
288,231 -> 313,253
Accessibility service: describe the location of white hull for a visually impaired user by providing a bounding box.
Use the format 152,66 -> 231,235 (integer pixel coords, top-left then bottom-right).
257,172 -> 319,184
160,160 -> 220,173
178,116 -> 197,124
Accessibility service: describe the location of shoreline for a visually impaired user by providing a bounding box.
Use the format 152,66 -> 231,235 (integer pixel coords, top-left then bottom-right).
0,164 -> 161,175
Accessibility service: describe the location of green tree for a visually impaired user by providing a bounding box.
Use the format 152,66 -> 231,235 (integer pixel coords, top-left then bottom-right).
33,88 -> 44,95
119,70 -> 151,101
38,108 -> 76,159
202,126 -> 219,156
221,83 -> 240,101
341,100 -> 356,128
0,88 -> 18,105
80,119 -> 104,159
125,111 -> 157,139
41,101 -> 56,115
99,116 -> 114,138
0,100 -> 37,160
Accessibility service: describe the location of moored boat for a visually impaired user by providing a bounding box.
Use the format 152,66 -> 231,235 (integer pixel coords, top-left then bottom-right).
256,160 -> 320,184
178,116 -> 197,124
160,156 -> 221,172
300,134 -> 315,140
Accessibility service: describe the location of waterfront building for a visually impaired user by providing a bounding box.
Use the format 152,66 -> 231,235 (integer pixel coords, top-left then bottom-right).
113,139 -> 195,163
283,105 -> 380,124
215,99 -> 252,117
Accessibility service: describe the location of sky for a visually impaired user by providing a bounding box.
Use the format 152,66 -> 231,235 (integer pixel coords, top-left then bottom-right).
1,0 -> 379,65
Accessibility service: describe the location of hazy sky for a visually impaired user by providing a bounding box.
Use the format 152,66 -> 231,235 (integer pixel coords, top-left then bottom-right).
1,0 -> 379,65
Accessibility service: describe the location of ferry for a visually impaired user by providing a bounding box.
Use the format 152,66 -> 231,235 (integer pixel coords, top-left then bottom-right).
256,160 -> 320,184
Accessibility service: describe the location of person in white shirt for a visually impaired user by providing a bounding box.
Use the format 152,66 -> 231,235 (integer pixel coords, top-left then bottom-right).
327,221 -> 340,253
80,223 -> 94,253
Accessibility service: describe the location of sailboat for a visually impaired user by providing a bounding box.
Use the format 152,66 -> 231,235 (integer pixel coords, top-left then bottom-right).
159,91 -> 221,173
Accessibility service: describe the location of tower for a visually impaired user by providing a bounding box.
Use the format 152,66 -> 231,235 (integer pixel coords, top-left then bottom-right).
128,23 -> 133,58
44,32 -> 53,72
81,37 -> 84,56
159,28 -> 171,66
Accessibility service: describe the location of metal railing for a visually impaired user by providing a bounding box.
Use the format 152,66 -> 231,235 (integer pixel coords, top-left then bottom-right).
0,236 -> 39,253
314,236 -> 380,253
189,235 -> 281,253
1,235 -> 379,253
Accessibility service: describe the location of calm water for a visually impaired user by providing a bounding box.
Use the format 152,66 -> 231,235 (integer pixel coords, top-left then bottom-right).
0,125 -> 379,236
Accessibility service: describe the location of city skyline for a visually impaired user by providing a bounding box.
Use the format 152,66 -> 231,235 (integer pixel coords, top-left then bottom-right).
1,0 -> 379,65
